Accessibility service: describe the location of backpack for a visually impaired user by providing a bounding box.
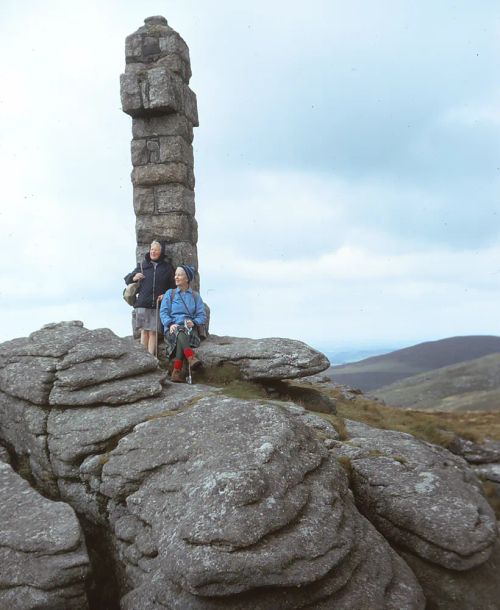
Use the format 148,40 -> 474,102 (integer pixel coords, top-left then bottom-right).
123,263 -> 143,306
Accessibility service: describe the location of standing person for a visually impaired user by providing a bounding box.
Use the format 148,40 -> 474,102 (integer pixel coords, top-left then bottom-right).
160,265 -> 206,382
124,241 -> 175,355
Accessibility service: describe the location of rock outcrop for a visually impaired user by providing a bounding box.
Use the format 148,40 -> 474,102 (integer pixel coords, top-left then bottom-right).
198,334 -> 330,380
0,321 -> 498,609
328,420 -> 499,609
120,16 -> 199,278
0,458 -> 90,609
333,421 -> 498,570
400,539 -> 500,610
448,435 -> 500,464
0,321 -> 167,499
0,321 -> 424,609
102,398 -> 424,609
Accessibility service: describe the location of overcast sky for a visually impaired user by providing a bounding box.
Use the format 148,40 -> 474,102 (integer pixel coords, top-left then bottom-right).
1,0 -> 499,352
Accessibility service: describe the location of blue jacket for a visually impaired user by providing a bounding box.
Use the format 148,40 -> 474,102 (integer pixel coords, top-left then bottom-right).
160,288 -> 206,331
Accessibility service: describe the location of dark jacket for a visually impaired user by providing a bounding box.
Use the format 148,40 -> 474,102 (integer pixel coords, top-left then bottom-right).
124,249 -> 175,309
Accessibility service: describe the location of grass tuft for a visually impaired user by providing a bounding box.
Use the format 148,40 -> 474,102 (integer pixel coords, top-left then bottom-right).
336,455 -> 354,479
221,380 -> 268,400
196,363 -> 242,385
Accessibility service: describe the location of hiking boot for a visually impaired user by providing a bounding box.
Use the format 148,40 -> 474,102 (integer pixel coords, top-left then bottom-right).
170,368 -> 185,383
187,354 -> 202,370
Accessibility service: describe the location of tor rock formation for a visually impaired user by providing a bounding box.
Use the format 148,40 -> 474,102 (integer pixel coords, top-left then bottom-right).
0,321 -> 499,609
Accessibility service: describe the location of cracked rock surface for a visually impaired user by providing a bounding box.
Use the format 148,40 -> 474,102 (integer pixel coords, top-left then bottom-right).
0,322 -> 165,407
0,321 -> 170,500
0,458 -> 90,609
198,335 -> 330,380
332,420 -> 498,570
48,384 -> 208,524
101,397 -> 424,609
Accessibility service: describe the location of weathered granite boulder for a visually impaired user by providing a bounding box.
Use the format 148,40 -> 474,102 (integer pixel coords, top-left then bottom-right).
400,538 -> 500,610
198,335 -> 330,380
448,435 -> 500,464
0,321 -> 220,607
0,384 -> 61,497
473,463 -> 500,513
473,462 -> 500,483
0,459 -> 90,609
300,375 -> 361,400
331,420 -> 498,570
100,398 -> 424,609
48,384 -> 209,524
0,321 -> 165,407
0,321 -> 168,498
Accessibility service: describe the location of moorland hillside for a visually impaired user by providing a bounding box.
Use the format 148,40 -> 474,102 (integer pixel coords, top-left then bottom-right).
329,335 -> 500,391
371,352 -> 500,412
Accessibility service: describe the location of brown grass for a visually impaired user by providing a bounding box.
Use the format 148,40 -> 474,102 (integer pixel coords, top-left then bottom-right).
336,455 -> 354,480
196,363 -> 242,385
319,389 -> 500,445
221,380 -> 269,400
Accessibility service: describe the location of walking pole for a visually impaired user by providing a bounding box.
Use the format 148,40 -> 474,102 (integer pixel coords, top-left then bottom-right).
184,319 -> 193,384
155,297 -> 160,359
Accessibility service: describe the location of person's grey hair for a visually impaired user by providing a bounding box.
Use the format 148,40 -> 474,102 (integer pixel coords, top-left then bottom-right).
150,240 -> 161,249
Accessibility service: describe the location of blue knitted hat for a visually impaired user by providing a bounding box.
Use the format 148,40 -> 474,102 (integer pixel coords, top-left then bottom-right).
180,265 -> 195,283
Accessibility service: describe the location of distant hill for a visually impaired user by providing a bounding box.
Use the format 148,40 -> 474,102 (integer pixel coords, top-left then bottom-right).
328,335 -> 500,392
371,353 -> 500,412
322,347 -> 397,366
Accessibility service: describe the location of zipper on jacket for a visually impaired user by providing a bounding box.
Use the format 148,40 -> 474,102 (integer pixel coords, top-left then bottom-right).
152,264 -> 157,307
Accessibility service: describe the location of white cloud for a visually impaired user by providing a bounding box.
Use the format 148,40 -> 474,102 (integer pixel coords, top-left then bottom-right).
200,236 -> 500,346
1,1 -> 499,351
442,99 -> 500,127
203,244 -> 500,286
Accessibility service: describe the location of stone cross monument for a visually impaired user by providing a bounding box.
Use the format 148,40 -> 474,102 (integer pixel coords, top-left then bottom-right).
120,16 -> 199,285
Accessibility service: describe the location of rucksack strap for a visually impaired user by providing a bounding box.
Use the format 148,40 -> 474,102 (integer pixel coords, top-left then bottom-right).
169,288 -> 201,319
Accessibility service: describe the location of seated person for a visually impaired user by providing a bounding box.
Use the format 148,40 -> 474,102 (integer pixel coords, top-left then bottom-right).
159,265 -> 206,382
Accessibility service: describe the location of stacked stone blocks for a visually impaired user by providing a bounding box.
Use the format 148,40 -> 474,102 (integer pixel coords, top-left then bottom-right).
120,16 -> 199,279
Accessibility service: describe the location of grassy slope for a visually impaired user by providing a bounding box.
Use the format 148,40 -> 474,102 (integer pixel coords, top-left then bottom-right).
371,353 -> 500,411
215,377 -> 500,517
328,335 -> 500,392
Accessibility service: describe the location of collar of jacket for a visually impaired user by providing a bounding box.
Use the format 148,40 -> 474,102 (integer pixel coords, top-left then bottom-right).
145,253 -> 166,264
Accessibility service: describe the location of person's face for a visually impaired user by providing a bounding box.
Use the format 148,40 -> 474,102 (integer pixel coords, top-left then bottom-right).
175,267 -> 189,288
150,244 -> 161,261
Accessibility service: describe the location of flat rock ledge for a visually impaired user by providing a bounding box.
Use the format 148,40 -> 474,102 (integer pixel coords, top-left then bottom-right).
0,458 -> 90,610
198,334 -> 330,380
